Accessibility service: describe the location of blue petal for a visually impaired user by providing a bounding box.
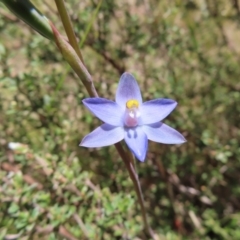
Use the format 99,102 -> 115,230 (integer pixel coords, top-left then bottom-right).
143,122 -> 186,144
80,124 -> 124,147
124,127 -> 148,162
83,98 -> 124,126
116,72 -> 142,108
140,99 -> 177,124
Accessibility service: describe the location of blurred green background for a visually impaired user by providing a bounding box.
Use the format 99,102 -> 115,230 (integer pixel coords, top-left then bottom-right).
1,0 -> 240,239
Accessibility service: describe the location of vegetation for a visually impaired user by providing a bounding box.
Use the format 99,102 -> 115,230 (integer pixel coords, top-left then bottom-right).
0,0 -> 240,239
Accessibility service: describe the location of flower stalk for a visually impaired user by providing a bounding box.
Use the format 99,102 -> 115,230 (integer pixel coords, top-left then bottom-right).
50,23 -> 98,98
115,143 -> 155,238
54,0 -> 84,63
53,1 -> 157,238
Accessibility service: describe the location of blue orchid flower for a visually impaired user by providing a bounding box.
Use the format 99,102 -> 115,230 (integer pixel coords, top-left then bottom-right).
80,72 -> 186,162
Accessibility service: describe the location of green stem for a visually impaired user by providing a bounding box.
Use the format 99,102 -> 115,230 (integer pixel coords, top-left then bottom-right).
80,0 -> 102,48
114,143 -> 155,239
53,2 -> 154,237
54,0 -> 84,63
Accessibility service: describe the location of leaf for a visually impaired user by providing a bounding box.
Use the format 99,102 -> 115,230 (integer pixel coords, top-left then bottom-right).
1,0 -> 54,40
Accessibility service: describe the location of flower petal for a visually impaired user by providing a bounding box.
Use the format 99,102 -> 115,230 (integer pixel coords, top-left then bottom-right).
140,99 -> 177,124
116,72 -> 142,108
124,127 -> 148,162
83,98 -> 124,126
80,124 -> 124,147
143,122 -> 186,144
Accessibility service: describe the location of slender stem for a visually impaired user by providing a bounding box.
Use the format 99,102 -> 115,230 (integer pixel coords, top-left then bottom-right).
114,143 -> 155,239
80,0 -> 103,48
54,2 -> 154,237
54,0 -> 84,63
128,150 -> 136,170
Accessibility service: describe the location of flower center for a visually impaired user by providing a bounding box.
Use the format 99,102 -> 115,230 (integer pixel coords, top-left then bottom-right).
124,99 -> 140,127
